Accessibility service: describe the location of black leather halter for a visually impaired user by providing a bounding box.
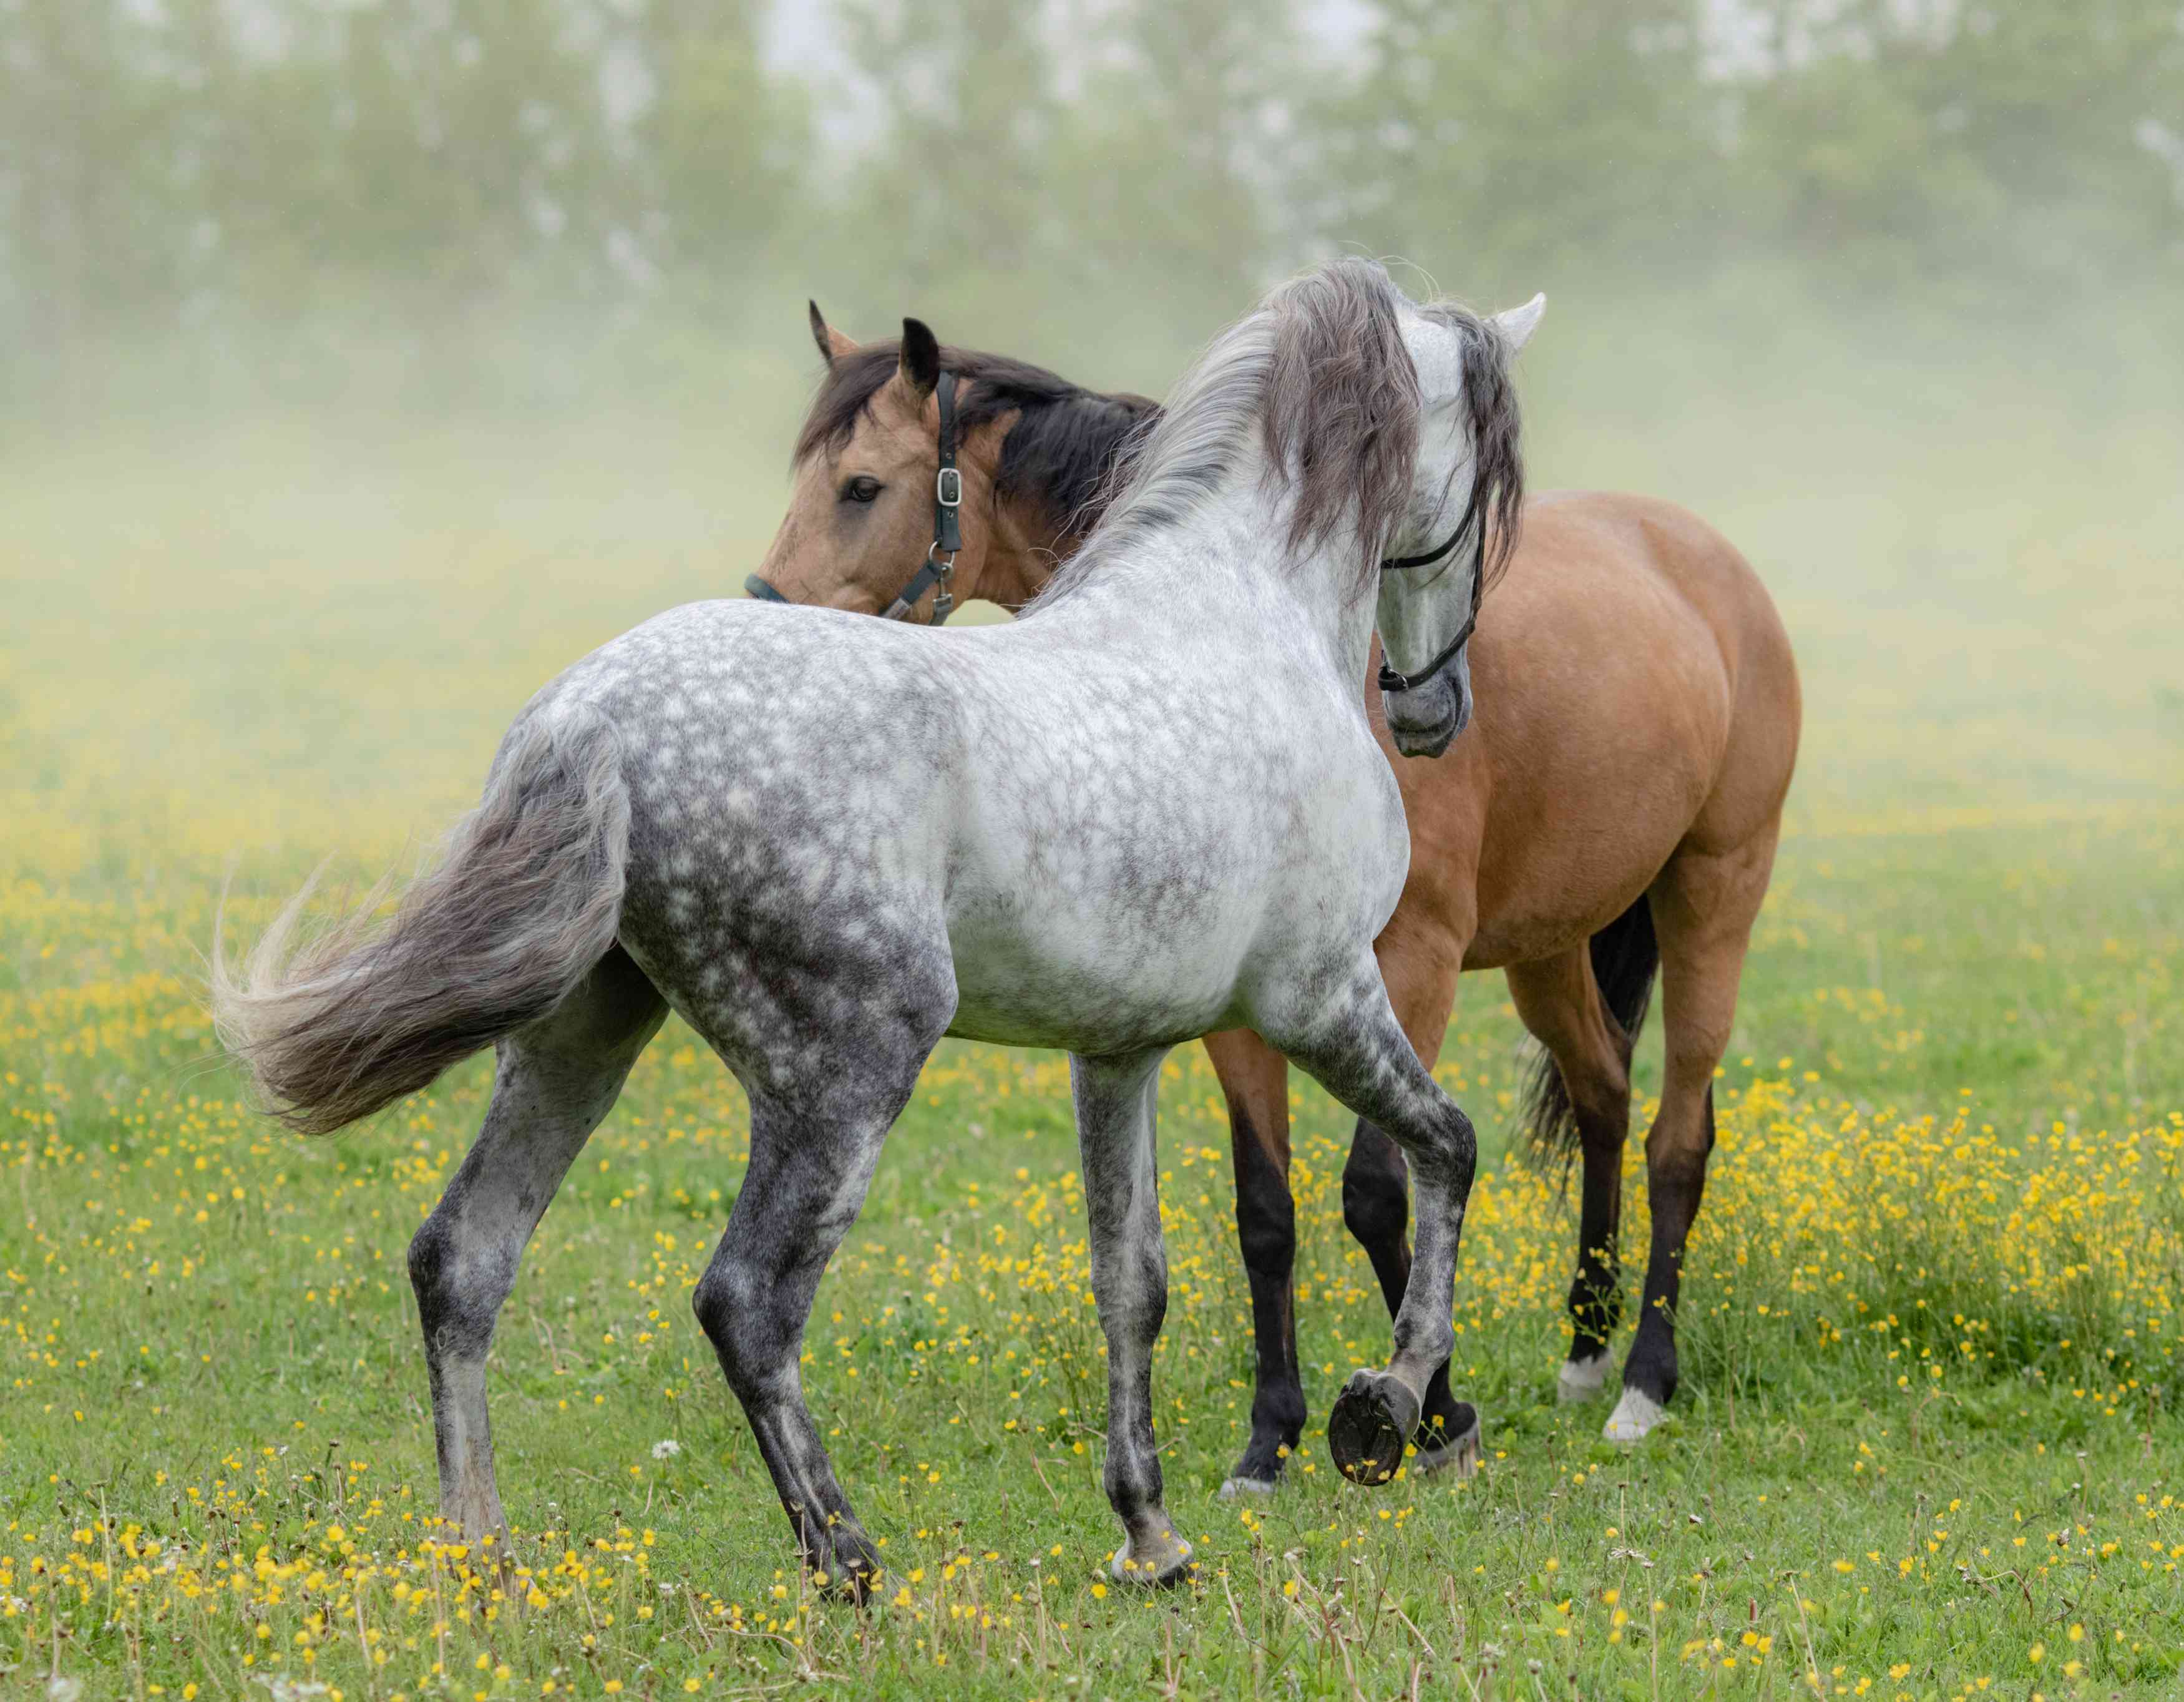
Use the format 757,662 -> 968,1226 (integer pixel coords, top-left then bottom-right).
1375,489 -> 1486,695
743,370 -> 963,625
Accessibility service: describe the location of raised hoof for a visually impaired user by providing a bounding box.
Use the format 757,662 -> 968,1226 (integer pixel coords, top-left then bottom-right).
1110,1531 -> 1193,1588
1604,1386 -> 1668,1443
1217,1474 -> 1279,1499
1557,1349 -> 1612,1404
1327,1369 -> 1421,1486
1411,1402 -> 1483,1479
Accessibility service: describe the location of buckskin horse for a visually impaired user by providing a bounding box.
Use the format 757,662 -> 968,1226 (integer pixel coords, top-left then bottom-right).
215,260 -> 1537,1593
749,294 -> 1799,1482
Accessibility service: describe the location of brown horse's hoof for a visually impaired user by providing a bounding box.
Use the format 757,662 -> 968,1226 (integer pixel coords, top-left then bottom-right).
1328,1369 -> 1420,1485
1604,1386 -> 1669,1443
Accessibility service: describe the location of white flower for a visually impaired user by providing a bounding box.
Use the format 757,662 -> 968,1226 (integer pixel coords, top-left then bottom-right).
650,1438 -> 681,1460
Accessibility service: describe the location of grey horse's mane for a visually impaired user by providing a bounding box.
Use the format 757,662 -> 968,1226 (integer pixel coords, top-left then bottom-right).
1041,258 -> 1521,602
1419,297 -> 1526,590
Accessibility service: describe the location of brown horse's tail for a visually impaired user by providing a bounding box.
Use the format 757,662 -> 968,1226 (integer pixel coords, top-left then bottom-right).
1515,894 -> 1659,1174
211,711 -> 630,1136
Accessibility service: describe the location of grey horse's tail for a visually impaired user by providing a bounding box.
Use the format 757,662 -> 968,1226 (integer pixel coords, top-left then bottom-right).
212,710 -> 630,1137
1515,894 -> 1659,1173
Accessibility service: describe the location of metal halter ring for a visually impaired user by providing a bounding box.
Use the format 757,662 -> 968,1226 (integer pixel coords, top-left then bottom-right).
927,541 -> 957,623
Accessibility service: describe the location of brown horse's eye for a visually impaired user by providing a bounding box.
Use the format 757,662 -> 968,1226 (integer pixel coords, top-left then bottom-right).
841,476 -> 882,504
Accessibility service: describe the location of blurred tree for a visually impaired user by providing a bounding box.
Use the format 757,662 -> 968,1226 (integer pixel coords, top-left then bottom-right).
1734,0 -> 2184,306
1035,0 -> 1295,357
626,0 -> 814,318
0,0 -> 193,390
823,0 -> 1060,320
301,2 -> 622,311
1307,0 -> 1728,304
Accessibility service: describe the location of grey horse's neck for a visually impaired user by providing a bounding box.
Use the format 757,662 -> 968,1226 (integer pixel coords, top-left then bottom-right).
1025,457 -> 1380,685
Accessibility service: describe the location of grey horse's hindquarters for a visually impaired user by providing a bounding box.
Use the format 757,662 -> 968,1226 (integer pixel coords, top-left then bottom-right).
212,709 -> 633,1135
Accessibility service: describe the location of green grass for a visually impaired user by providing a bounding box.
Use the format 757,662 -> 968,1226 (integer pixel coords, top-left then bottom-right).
2,411 -> 2181,1699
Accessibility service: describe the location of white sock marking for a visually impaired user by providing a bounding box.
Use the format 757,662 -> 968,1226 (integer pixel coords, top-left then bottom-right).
1558,1349 -> 1611,1403
1604,1386 -> 1667,1442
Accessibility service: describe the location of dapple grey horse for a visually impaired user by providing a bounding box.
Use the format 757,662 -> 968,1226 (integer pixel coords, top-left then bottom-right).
213,258 -> 1538,1595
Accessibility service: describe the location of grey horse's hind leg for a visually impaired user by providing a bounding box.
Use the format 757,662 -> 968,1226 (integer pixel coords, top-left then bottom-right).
1274,962 -> 1478,1486
690,1014 -> 945,1600
407,946 -> 667,1540
1071,1047 -> 1194,1585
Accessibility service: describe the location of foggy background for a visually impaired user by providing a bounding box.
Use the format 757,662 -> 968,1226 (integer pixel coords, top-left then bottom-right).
4,0 -> 2182,846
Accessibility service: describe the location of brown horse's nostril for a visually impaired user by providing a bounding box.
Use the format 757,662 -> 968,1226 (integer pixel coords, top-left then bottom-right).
744,575 -> 791,604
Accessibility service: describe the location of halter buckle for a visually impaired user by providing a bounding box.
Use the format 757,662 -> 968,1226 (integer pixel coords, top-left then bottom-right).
935,466 -> 962,509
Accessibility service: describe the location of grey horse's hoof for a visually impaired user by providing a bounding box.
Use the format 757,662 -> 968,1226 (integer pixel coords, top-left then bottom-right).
806,1528 -> 887,1605
1110,1530 -> 1194,1587
1328,1369 -> 1421,1485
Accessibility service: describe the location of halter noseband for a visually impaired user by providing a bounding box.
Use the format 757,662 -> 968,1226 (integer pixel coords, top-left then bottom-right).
1375,491 -> 1486,697
743,369 -> 963,625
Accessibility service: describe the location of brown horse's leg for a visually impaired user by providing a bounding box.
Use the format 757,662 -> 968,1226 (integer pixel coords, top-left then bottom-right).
1504,948 -> 1636,1401
1339,926 -> 1473,1470
1207,1028 -> 1307,1494
1611,827 -> 1779,1440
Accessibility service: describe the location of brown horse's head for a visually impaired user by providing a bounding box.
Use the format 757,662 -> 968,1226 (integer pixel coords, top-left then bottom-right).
750,304 -> 1156,620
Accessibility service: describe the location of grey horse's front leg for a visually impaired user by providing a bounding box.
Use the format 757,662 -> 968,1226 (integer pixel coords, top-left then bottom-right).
1071,1048 -> 1194,1586
1276,964 -> 1478,1485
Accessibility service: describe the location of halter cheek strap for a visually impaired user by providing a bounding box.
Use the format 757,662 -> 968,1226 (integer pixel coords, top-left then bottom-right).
1375,492 -> 1486,697
745,369 -> 963,625
880,369 -> 961,624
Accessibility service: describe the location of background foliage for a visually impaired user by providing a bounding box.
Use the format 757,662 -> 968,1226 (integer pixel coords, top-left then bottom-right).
4,0 -> 2181,412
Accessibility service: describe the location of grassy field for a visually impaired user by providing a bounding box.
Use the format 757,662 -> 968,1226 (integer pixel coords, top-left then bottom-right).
2,396 -> 2181,1700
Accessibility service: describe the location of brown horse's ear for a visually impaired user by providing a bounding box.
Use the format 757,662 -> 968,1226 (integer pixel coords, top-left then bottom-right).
809,300 -> 857,367
899,318 -> 942,400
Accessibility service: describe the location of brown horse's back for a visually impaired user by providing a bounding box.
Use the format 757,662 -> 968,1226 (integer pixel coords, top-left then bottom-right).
1397,491 -> 1799,972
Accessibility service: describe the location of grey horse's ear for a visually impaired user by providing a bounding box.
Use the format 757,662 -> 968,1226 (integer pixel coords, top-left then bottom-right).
1490,293 -> 1546,355
809,300 -> 857,367
899,318 -> 942,399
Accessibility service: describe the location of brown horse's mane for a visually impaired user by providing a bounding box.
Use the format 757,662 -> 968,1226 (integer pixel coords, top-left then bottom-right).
794,341 -> 1158,540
